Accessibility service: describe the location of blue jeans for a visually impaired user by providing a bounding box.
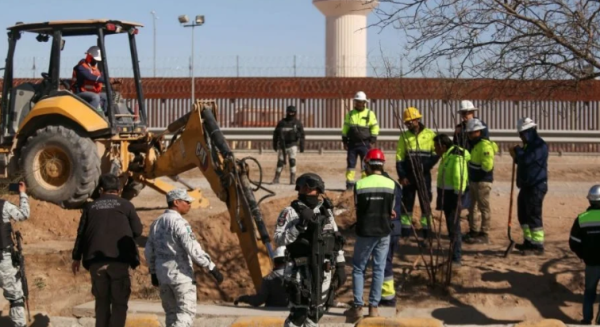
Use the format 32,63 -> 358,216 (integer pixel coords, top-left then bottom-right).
78,91 -> 107,113
352,235 -> 390,307
584,265 -> 600,323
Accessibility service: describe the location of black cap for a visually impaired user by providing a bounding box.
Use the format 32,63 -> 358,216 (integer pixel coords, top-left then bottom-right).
295,173 -> 325,194
286,105 -> 297,113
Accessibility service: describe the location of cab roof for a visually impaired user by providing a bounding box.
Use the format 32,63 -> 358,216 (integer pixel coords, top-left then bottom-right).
7,19 -> 143,36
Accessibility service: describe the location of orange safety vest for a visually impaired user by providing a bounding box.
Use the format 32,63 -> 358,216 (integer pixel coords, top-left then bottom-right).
71,59 -> 103,93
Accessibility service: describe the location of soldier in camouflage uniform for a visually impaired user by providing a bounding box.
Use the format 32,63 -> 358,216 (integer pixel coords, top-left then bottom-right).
145,189 -> 224,327
274,173 -> 347,327
0,181 -> 29,327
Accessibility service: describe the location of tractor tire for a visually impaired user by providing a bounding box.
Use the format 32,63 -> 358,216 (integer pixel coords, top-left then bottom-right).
121,180 -> 145,201
20,126 -> 101,209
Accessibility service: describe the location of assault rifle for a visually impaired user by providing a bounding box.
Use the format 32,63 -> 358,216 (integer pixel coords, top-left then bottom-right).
13,231 -> 31,323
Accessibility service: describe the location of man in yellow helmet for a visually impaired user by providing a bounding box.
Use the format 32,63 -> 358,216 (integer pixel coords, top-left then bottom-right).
341,91 -> 380,190
395,107 -> 439,241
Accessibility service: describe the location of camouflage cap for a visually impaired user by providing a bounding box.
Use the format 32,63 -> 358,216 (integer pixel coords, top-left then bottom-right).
166,188 -> 195,203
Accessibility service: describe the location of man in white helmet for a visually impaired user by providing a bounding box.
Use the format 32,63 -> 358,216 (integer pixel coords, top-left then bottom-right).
341,91 -> 380,190
234,246 -> 289,307
464,118 -> 498,244
509,117 -> 548,254
70,46 -> 110,114
569,185 -> 600,325
453,100 -> 489,229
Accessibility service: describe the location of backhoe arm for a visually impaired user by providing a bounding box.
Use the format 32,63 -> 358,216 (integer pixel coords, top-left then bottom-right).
140,101 -> 274,291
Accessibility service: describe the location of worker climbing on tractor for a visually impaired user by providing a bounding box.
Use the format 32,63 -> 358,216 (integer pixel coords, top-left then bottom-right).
341,91 -> 379,191
272,105 -> 305,184
464,118 -> 498,244
70,46 -> 114,114
395,107 -> 439,243
274,173 -> 347,327
510,117 -> 548,255
453,100 -> 489,221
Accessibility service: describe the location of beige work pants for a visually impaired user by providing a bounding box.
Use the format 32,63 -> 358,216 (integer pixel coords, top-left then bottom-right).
468,181 -> 493,233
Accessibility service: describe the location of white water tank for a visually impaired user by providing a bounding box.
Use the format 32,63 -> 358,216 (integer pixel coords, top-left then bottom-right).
313,0 -> 378,77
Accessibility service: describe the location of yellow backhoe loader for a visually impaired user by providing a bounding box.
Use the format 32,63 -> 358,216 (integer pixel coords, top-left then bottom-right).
0,19 -> 273,291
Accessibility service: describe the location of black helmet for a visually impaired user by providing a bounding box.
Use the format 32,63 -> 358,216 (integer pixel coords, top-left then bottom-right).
295,173 -> 325,194
286,105 -> 297,113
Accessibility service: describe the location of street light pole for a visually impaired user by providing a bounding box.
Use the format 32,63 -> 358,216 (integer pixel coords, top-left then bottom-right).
150,11 -> 158,78
178,15 -> 204,105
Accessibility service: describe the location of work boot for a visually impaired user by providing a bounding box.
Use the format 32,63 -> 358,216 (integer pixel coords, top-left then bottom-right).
525,244 -> 545,256
272,172 -> 281,184
290,172 -> 296,185
515,240 -> 533,251
368,305 -> 380,317
462,230 -> 479,243
477,232 -> 489,244
379,298 -> 396,307
346,181 -> 355,191
344,305 -> 363,323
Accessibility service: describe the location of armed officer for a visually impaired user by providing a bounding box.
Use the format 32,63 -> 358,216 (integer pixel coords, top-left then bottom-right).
273,105 -> 306,184
274,173 -> 347,327
0,181 -> 29,327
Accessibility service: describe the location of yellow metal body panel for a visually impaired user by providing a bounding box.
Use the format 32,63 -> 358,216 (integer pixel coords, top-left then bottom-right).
143,104 -> 272,291
19,95 -> 109,133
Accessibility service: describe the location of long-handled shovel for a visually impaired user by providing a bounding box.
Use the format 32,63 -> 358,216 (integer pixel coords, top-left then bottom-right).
503,162 -> 517,257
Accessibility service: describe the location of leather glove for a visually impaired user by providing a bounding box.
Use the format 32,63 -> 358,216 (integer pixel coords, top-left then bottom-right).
295,206 -> 314,232
369,136 -> 377,145
509,146 -> 518,159
151,274 -> 159,287
210,266 -> 224,285
299,142 -> 305,153
335,263 -> 347,288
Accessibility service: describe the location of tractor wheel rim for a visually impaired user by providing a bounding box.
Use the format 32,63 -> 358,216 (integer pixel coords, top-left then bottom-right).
32,146 -> 71,190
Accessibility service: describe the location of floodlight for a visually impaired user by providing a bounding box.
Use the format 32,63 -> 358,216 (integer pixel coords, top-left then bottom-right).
195,15 -> 205,25
178,15 -> 189,24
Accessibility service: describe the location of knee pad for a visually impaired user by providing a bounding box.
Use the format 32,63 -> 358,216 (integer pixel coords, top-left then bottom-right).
277,160 -> 285,168
289,307 -> 308,326
289,158 -> 296,167
9,298 -> 24,308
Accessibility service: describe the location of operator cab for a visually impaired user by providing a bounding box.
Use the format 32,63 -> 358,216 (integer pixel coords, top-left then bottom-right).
0,19 -> 149,143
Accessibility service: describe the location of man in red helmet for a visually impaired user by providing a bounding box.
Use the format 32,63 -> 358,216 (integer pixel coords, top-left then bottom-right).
345,148 -> 396,322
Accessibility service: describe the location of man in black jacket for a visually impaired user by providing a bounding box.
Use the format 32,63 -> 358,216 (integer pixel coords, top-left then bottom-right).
569,185 -> 600,325
71,174 -> 143,327
234,246 -> 289,307
272,105 -> 305,184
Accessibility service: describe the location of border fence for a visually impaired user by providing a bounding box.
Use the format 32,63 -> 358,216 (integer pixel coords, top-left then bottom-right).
2,77 -> 600,153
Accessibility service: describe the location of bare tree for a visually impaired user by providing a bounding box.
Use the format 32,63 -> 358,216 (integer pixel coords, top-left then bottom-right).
371,0 -> 600,81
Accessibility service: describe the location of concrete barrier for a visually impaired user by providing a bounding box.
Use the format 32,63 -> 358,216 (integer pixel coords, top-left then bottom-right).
356,317 -> 444,327
230,317 -> 286,327
514,319 -> 566,327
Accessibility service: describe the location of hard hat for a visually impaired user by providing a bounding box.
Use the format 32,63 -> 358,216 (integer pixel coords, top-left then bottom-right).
365,148 -> 385,165
403,107 -> 422,122
86,46 -> 102,61
466,118 -> 486,132
588,185 -> 600,202
517,117 -> 537,132
458,100 -> 478,112
354,91 -> 368,102
286,105 -> 297,113
274,246 -> 286,259
295,173 -> 325,194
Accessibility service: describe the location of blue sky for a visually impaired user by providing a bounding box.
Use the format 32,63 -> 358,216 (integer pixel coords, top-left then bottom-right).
0,0 -> 406,77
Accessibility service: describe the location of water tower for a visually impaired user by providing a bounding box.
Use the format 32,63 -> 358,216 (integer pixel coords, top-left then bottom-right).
313,0 -> 378,77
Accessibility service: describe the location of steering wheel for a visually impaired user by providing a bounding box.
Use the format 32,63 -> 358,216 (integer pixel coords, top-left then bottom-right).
41,72 -> 71,89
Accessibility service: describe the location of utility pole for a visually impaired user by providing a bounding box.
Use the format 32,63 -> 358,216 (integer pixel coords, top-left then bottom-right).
150,11 -> 159,77
178,14 -> 205,104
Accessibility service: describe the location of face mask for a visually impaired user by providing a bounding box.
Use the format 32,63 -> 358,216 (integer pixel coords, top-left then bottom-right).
299,194 -> 319,209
